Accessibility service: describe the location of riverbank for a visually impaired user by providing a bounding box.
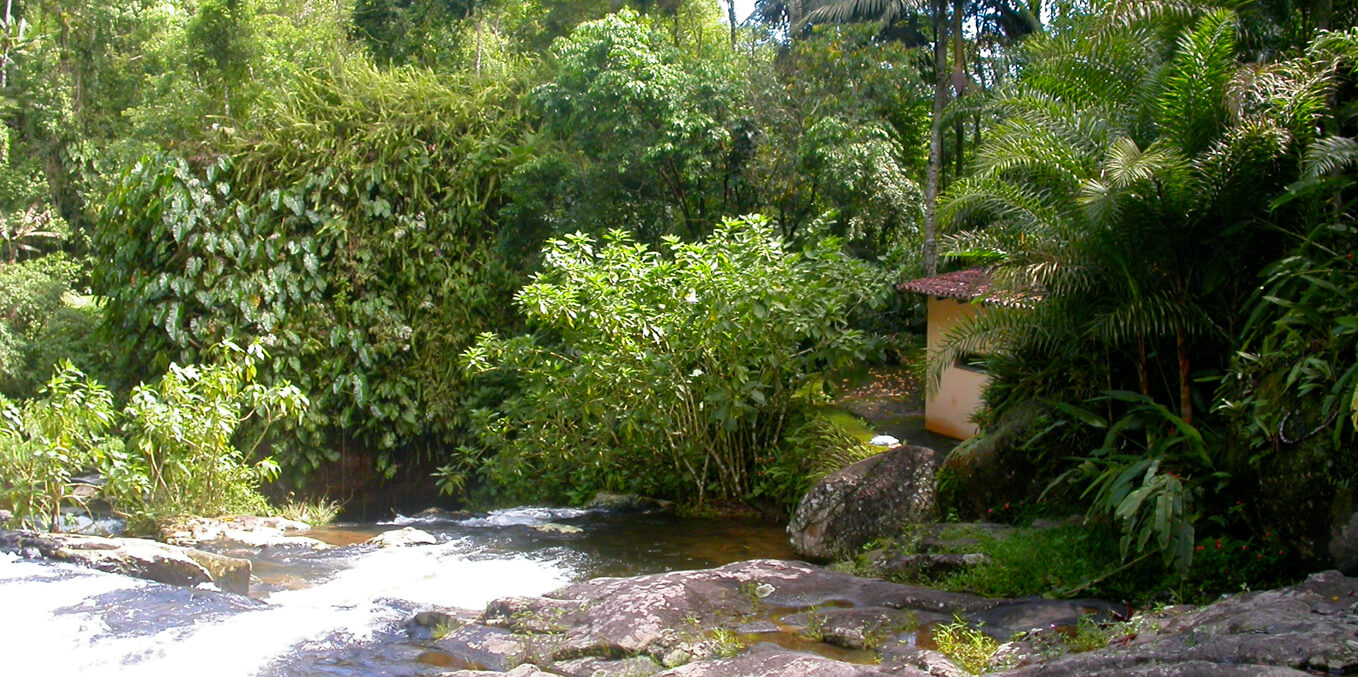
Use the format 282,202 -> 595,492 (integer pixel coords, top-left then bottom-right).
3,506 -> 1354,676
410,558 -> 1358,676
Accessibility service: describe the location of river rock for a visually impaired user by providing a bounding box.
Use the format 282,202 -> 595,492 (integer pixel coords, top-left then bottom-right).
554,655 -> 663,676
160,515 -> 329,550
584,492 -> 676,514
0,509 -> 12,526
433,624 -> 537,672
471,558 -> 1122,670
533,523 -> 583,535
787,445 -> 939,559
438,665 -> 559,677
0,530 -> 252,595
1001,570 -> 1358,675
424,557 -> 1358,676
368,527 -> 438,547
655,644 -> 926,676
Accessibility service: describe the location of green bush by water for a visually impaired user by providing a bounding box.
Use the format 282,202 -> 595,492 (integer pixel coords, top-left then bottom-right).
0,342 -> 308,533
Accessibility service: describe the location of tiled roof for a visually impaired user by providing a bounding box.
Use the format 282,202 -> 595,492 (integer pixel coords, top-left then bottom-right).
897,268 -> 992,301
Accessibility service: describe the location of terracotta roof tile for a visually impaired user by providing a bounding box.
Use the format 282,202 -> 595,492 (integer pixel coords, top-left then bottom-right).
897,268 -> 993,301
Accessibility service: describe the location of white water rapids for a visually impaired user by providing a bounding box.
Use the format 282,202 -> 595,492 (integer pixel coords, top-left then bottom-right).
0,508 -> 589,676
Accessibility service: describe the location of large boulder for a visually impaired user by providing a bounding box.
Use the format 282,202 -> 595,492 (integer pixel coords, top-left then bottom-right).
787,445 -> 939,559
0,530 -> 252,595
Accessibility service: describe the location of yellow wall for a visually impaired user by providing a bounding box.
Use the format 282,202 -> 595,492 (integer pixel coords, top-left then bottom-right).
925,297 -> 988,439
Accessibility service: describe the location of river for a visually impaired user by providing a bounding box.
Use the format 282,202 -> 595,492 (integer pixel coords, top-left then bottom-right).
0,507 -> 795,676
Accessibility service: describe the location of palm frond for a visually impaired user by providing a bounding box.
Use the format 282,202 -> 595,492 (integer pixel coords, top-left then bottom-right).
1087,289 -> 1218,347
1101,0 -> 1237,31
939,175 -> 1075,238
1301,136 -> 1358,180
803,0 -> 922,28
1157,9 -> 1238,154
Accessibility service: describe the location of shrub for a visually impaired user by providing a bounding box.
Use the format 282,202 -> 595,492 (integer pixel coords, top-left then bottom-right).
0,344 -> 307,532
0,362 -> 120,531
122,342 -> 308,521
459,216 -> 887,504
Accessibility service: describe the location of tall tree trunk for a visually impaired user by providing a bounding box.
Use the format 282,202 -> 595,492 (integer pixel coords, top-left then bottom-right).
1176,327 -> 1192,424
922,0 -> 949,277
725,0 -> 737,48
1,0 -> 14,90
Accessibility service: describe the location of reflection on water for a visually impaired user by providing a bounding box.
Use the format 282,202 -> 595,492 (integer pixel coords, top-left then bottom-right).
0,507 -> 795,677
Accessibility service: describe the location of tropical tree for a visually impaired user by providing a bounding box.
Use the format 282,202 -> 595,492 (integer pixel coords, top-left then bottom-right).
512,8 -> 743,243
937,1 -> 1340,569
770,0 -> 1043,274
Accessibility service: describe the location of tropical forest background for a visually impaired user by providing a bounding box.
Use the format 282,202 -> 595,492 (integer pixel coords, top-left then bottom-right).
1,0 -> 1357,594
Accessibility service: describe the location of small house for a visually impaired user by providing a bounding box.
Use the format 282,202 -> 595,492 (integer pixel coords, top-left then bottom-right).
898,268 -> 994,440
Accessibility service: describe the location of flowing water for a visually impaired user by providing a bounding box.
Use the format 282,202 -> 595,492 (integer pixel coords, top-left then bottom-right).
0,507 -> 795,676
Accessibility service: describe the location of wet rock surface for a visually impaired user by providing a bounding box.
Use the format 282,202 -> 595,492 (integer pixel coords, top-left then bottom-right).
1001,570 -> 1358,675
584,492 -> 676,514
408,561 -> 1358,677
419,559 -> 1119,675
787,445 -> 939,559
367,526 -> 439,547
160,515 -> 330,551
655,644 -> 923,676
0,529 -> 253,594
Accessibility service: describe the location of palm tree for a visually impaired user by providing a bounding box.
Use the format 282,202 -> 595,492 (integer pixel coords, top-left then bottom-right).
939,1 -> 1334,422
934,0 -> 1344,571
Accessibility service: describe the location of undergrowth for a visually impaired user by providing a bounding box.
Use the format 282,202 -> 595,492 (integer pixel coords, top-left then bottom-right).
878,522 -> 1305,606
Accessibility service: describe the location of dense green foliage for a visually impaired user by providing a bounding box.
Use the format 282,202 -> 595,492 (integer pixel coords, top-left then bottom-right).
76,2 -> 931,494
1,0 -> 1355,597
96,63 -> 526,474
0,344 -> 304,532
461,216 -> 886,503
937,2 -> 1358,572
0,256 -> 113,397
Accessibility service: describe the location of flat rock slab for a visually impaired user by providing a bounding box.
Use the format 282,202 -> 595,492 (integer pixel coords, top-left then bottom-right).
420,562 -> 1358,677
1001,570 -> 1358,675
0,530 -> 252,594
160,515 -> 329,550
434,625 -> 536,672
367,527 -> 438,547
480,559 -> 1005,662
553,655 -> 664,676
654,646 -> 926,676
438,665 -> 558,677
